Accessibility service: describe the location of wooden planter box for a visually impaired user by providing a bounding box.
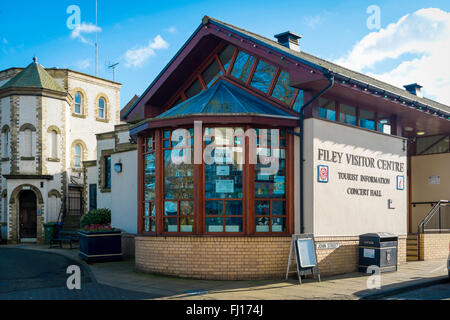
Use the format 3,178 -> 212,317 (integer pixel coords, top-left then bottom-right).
78,230 -> 123,263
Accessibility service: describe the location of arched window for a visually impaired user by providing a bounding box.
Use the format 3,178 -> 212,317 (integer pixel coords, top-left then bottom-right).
98,97 -> 106,119
74,92 -> 82,114
23,129 -> 32,157
50,130 -> 58,159
74,144 -> 82,168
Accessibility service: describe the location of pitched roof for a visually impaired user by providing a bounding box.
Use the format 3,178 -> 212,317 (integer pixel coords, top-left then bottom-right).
156,79 -> 297,120
0,60 -> 65,93
204,16 -> 450,114
120,94 -> 141,120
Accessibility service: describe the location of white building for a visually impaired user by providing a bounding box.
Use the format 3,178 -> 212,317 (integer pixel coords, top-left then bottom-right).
0,58 -> 121,243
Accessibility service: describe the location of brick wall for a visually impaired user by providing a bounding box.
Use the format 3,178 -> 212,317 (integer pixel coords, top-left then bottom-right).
135,235 -> 407,280
419,233 -> 450,260
316,236 -> 406,275
136,236 -> 292,280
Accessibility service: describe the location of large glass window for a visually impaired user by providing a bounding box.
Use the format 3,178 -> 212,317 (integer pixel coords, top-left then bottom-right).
163,129 -> 194,233
144,135 -> 156,232
254,129 -> 287,233
292,90 -> 304,112
204,127 -> 244,233
219,44 -> 236,73
340,104 -> 357,126
416,135 -> 450,155
318,98 -> 336,121
359,109 -> 376,131
250,60 -> 277,93
231,51 -> 255,83
272,70 -> 296,105
185,79 -> 202,99
202,59 -> 222,88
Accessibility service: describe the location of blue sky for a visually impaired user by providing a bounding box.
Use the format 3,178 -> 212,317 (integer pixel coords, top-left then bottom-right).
1,0 -> 450,107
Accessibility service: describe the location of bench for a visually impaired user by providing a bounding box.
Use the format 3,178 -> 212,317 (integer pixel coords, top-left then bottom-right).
49,231 -> 79,249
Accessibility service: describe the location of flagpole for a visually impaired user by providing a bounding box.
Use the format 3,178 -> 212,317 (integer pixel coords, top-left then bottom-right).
95,0 -> 98,76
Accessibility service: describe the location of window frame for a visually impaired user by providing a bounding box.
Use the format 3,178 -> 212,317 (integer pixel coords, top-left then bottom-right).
139,126 -> 293,236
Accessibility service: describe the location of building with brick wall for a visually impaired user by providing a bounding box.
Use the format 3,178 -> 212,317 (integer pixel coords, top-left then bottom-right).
119,16 -> 450,280
0,58 -> 121,243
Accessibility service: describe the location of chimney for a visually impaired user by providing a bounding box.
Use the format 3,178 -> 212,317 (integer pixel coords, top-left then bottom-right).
403,83 -> 423,98
274,31 -> 302,52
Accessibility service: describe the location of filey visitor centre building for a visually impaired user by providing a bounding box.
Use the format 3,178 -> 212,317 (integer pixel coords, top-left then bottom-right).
119,16 -> 450,280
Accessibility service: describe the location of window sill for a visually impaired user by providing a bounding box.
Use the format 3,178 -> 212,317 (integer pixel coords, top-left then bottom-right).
47,158 -> 61,162
96,117 -> 109,123
72,113 -> 87,119
72,168 -> 83,172
21,157 -> 35,161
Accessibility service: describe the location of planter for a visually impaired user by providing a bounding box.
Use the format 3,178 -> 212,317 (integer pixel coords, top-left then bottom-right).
78,230 -> 123,263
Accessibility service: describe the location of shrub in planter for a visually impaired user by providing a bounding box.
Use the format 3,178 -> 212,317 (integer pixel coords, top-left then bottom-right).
80,208 -> 111,228
78,210 -> 122,263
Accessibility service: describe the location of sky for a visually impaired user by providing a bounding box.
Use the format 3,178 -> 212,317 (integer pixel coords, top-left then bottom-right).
1,0 -> 450,108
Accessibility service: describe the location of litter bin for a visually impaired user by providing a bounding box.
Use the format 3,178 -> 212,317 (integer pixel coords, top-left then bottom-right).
43,223 -> 58,244
359,232 -> 398,273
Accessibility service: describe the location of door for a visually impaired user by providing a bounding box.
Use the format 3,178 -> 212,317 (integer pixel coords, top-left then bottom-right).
68,187 -> 83,216
19,190 -> 37,239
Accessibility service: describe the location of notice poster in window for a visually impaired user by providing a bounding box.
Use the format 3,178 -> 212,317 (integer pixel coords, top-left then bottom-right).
273,176 -> 285,195
216,165 -> 230,176
216,180 -> 234,193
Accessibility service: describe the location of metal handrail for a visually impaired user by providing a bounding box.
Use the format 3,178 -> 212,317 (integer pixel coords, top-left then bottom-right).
418,200 -> 450,234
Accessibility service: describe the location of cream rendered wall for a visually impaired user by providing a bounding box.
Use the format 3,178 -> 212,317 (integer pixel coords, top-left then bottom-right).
303,118 -> 408,237
410,153 -> 450,231
67,75 -> 120,162
111,150 -> 137,234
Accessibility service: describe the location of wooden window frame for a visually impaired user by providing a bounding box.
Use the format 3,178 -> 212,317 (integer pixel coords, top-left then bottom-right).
138,125 -> 294,236
161,129 -> 195,235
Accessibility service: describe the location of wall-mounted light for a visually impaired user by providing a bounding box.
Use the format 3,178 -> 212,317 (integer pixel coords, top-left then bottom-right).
114,162 -> 123,173
416,132 -> 426,136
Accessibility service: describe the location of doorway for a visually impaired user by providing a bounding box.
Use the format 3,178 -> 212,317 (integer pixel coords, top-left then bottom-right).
19,190 -> 37,240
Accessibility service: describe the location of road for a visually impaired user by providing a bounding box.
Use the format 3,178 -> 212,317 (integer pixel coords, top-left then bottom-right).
383,282 -> 450,300
0,248 -> 157,300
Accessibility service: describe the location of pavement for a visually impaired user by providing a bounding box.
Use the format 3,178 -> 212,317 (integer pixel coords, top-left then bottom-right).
1,244 -> 449,300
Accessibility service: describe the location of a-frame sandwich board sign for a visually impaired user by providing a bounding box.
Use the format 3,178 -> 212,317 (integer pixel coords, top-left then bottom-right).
285,234 -> 321,284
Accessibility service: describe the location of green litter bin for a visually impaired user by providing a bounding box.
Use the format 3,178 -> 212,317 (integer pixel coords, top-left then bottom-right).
44,223 -> 58,244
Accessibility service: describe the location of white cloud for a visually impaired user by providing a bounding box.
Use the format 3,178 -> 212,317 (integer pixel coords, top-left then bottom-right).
75,59 -> 91,70
334,8 -> 450,105
166,26 -> 177,34
71,22 -> 102,45
304,15 -> 321,28
124,35 -> 169,68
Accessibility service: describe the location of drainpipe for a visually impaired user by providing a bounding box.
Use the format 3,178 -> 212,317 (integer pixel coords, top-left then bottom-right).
291,74 -> 334,233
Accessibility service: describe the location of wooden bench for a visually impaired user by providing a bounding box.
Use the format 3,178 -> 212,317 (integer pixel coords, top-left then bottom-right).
49,231 -> 79,249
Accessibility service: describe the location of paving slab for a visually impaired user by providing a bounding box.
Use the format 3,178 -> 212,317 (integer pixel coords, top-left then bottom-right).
6,244 -> 448,300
